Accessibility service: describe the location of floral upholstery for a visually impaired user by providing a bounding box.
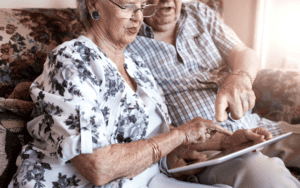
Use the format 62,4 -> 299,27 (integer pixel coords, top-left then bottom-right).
0,8 -> 85,187
0,8 -> 85,95
253,69 -> 300,124
0,2 -> 300,187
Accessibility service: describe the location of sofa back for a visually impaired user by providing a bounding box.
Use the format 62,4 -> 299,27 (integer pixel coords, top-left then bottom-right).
0,8 -> 86,95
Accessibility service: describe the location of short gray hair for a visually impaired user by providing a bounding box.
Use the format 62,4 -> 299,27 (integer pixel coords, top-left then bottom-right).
76,0 -> 107,29
76,0 -> 90,29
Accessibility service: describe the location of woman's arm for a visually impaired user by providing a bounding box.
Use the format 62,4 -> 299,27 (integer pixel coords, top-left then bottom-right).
72,117 -> 231,186
72,129 -> 184,186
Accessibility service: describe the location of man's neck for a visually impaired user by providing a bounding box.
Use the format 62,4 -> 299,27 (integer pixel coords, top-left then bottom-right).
153,24 -> 177,46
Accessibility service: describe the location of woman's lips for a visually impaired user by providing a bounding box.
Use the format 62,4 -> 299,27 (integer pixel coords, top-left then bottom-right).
127,27 -> 138,34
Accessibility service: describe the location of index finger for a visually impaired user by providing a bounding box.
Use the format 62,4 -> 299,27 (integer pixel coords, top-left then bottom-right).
205,121 -> 233,136
215,94 -> 229,122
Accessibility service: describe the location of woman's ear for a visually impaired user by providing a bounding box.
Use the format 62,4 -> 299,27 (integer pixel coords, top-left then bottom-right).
86,0 -> 97,13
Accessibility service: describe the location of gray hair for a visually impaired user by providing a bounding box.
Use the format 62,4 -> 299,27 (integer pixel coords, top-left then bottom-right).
76,0 -> 91,29
76,0 -> 107,29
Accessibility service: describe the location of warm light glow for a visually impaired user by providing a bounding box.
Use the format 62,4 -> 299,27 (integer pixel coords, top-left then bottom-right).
278,10 -> 300,47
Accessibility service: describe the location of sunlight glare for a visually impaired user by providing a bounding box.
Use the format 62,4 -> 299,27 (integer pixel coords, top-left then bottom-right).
278,10 -> 300,47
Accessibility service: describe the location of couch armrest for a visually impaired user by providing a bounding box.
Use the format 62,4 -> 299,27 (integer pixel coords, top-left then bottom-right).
252,69 -> 300,124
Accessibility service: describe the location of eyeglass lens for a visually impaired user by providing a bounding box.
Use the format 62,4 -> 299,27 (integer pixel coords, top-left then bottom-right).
120,4 -> 158,18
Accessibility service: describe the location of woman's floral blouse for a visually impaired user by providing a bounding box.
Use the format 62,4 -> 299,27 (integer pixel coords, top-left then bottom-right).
9,36 -> 170,188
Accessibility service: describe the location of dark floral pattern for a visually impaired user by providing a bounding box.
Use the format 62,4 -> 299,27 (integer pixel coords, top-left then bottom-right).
9,36 -> 170,188
0,8 -> 85,98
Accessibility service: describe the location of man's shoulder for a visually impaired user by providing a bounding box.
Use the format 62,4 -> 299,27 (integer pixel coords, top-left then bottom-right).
182,1 -> 207,12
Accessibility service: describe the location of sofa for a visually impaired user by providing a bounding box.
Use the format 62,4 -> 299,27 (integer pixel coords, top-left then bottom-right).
0,1 -> 300,187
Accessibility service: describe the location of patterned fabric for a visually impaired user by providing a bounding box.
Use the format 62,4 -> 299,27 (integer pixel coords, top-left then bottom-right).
9,36 -> 170,188
0,5 -> 299,187
126,1 -> 284,137
0,112 -> 31,188
199,0 -> 223,17
0,9 -> 86,187
253,69 -> 300,124
0,8 -> 85,94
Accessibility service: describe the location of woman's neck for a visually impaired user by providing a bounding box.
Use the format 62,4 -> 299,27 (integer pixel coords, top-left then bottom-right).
85,28 -> 125,68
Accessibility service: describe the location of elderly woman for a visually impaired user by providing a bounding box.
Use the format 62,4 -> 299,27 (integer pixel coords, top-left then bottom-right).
8,0 -> 273,187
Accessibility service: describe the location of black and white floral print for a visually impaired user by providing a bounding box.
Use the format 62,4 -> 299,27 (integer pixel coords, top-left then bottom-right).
9,36 -> 170,188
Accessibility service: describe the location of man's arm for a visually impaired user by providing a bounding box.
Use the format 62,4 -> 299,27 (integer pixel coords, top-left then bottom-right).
227,44 -> 261,84
215,44 -> 261,121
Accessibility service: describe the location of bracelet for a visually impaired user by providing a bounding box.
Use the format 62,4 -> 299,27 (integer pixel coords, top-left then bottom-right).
231,70 -> 253,85
146,139 -> 161,164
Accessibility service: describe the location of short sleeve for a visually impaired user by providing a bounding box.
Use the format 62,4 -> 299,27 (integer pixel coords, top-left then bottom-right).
28,42 -> 110,164
197,2 -> 243,59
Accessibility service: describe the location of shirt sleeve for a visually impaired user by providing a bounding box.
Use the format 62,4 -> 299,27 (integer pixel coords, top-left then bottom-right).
197,2 -> 243,59
28,43 -> 109,164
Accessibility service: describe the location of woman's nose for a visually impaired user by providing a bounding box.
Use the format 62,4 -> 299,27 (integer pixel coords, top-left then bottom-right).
131,10 -> 143,21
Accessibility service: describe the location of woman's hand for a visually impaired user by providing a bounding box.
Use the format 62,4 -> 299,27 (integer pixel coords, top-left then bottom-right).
167,147 -> 207,180
175,116 -> 232,146
222,127 -> 273,150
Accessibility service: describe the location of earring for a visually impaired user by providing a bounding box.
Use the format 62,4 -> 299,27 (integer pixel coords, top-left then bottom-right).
91,11 -> 100,20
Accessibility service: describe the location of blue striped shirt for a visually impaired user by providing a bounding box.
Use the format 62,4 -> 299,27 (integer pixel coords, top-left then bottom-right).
126,1 -> 283,137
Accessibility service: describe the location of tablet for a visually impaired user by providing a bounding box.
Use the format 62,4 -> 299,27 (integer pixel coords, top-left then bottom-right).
168,132 -> 292,173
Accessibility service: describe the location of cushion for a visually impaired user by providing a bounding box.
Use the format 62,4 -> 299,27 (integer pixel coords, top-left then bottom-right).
253,69 -> 300,124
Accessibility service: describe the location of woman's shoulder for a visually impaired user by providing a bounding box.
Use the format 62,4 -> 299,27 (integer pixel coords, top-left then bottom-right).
50,36 -> 93,56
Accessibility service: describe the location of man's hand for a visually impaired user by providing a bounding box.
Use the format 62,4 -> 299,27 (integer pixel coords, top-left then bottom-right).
222,127 -> 273,150
167,147 -> 207,180
215,74 -> 256,122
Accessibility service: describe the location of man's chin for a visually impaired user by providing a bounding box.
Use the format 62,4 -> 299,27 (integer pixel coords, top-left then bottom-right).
145,16 -> 179,32
153,22 -> 177,32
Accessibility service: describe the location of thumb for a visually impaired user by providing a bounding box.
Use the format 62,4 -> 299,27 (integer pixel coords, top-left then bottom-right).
246,130 -> 265,141
187,151 -> 207,160
215,95 -> 229,122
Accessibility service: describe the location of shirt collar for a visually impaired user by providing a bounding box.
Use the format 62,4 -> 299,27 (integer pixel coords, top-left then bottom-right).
138,22 -> 154,39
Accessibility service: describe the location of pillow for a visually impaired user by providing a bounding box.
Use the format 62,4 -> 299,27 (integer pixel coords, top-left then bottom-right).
253,69 -> 300,124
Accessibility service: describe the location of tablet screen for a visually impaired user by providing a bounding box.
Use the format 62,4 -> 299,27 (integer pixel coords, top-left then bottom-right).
168,132 -> 292,173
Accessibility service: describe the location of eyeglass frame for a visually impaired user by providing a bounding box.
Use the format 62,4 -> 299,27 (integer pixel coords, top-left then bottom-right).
108,0 -> 158,18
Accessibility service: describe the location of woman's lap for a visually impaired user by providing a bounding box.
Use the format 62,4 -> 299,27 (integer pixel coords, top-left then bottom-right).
149,173 -> 232,188
197,151 -> 300,188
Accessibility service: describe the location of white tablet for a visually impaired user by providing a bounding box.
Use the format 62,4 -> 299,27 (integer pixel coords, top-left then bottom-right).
168,132 -> 292,173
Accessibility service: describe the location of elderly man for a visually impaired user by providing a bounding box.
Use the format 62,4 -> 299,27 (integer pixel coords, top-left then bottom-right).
126,0 -> 300,187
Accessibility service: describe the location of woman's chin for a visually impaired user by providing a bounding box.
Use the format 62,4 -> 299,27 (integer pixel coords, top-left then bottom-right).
125,31 -> 139,42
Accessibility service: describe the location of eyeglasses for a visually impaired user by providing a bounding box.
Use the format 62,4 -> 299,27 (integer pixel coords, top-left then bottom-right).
108,0 -> 158,18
